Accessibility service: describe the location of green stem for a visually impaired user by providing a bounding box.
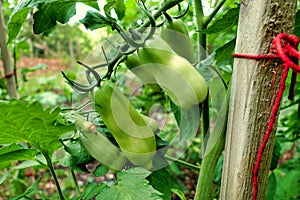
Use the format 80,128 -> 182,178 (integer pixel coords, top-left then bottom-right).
43,152 -> 65,200
194,0 -> 207,61
71,168 -> 80,195
165,155 -> 201,171
194,0 -> 210,158
203,0 -> 227,27
193,1 -> 228,199
194,87 -> 230,200
139,0 -> 184,29
194,127 -> 226,200
201,92 -> 210,152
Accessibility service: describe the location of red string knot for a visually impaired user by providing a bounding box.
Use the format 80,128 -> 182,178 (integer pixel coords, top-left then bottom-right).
232,33 -> 300,200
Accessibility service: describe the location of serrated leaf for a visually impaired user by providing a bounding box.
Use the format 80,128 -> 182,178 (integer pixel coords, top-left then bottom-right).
33,1 -> 77,34
7,0 -> 44,43
148,168 -> 171,200
96,167 -> 162,200
0,149 -> 38,170
293,10 -> 300,37
215,38 -> 236,64
80,11 -> 110,30
7,7 -> 31,44
200,7 -> 239,34
71,182 -> 109,200
0,100 -> 74,156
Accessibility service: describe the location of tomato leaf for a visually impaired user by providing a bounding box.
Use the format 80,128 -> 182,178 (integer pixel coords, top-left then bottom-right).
199,7 -> 239,34
147,168 -> 172,200
0,100 -> 74,156
0,149 -> 38,170
33,1 -> 77,34
83,1 -> 99,10
7,7 -> 31,44
215,38 -> 236,64
71,182 -> 109,200
7,0 -> 45,43
80,11 -> 111,30
104,0 -> 126,20
96,167 -> 162,200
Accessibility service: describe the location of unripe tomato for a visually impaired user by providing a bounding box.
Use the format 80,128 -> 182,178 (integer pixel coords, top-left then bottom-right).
93,81 -> 156,169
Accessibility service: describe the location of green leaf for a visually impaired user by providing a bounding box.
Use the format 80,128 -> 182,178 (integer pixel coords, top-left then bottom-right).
293,10 -> 300,37
71,182 -> 109,200
0,170 -> 9,184
148,168 -> 171,200
93,165 -> 109,177
0,149 -> 38,170
114,0 -> 126,20
275,169 -> 300,199
0,100 -> 74,156
7,0 -> 44,43
265,172 -> 277,200
171,189 -> 186,200
33,1 -> 77,34
200,7 -> 239,34
270,140 -> 281,171
8,177 -> 42,200
83,1 -> 99,10
96,168 -> 162,200
12,160 -> 42,170
104,0 -> 126,20
0,143 -> 21,155
176,105 -> 200,149
215,38 -> 236,64
80,11 -> 111,30
7,7 -> 31,44
62,139 -> 93,170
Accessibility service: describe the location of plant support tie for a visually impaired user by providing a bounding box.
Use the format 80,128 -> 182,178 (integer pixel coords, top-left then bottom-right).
233,33 -> 300,200
0,69 -> 16,80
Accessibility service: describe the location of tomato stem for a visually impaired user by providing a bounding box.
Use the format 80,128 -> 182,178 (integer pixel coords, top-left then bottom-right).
165,155 -> 201,171
43,151 -> 65,200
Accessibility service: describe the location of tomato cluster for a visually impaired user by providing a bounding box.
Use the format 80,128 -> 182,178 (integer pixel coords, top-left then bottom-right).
77,21 -> 208,170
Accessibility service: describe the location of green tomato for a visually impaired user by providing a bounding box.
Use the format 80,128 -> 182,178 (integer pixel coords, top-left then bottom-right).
75,116 -> 127,171
161,19 -> 196,63
125,53 -> 161,92
93,81 -> 156,169
137,37 -> 208,109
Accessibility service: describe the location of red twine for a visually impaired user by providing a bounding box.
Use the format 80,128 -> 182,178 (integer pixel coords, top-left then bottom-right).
233,33 -> 300,200
0,70 -> 16,81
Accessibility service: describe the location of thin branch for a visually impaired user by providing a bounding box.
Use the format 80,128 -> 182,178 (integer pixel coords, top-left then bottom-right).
203,0 -> 227,27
